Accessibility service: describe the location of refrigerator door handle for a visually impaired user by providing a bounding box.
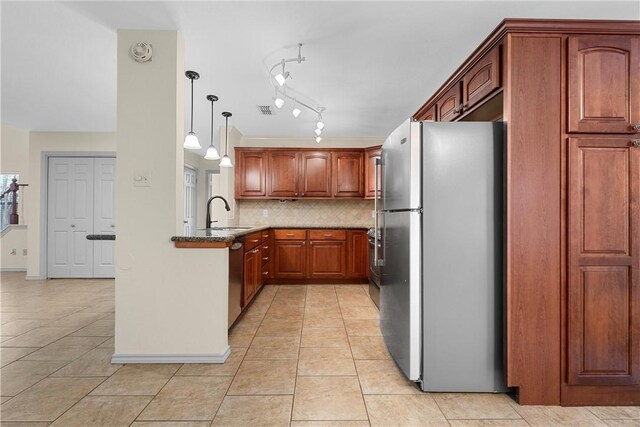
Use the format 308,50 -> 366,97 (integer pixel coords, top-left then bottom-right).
374,157 -> 380,267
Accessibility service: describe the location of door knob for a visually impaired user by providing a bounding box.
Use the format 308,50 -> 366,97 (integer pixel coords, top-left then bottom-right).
70,224 -> 76,228
110,224 -> 115,228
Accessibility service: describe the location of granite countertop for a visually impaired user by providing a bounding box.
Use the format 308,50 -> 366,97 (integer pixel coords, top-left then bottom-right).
171,224 -> 372,243
86,234 -> 116,241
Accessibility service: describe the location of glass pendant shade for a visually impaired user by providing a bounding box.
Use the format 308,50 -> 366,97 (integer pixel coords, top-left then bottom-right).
184,132 -> 201,149
219,155 -> 233,168
204,145 -> 220,160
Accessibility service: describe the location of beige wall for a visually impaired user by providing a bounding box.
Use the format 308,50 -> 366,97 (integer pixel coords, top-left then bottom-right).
25,131 -> 116,278
1,124 -> 30,270
114,29 -> 228,362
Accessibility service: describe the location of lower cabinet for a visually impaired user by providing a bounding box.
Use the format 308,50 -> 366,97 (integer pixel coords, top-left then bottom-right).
272,228 -> 368,281
274,240 -> 307,279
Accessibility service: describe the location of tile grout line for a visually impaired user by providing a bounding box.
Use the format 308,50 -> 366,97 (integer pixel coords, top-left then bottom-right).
289,284 -> 308,425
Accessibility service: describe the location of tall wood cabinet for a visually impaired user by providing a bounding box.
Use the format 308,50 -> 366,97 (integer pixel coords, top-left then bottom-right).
412,19 -> 640,406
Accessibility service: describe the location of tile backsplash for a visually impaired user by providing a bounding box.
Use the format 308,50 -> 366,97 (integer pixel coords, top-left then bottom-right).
237,199 -> 374,227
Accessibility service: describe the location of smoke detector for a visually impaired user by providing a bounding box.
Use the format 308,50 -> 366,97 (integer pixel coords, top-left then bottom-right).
129,42 -> 153,63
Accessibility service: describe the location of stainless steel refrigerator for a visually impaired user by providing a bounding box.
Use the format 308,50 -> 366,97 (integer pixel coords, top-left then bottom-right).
376,119 -> 506,392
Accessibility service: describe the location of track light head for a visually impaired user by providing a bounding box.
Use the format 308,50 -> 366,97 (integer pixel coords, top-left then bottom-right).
274,72 -> 289,86
274,97 -> 285,109
292,106 -> 301,118
315,136 -> 322,143
316,120 -> 325,130
314,128 -> 322,136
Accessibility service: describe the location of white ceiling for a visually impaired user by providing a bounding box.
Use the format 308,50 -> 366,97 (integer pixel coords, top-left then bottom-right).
2,1 -> 638,144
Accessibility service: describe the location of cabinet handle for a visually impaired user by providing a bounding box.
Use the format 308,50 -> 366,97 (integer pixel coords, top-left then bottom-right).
262,271 -> 268,276
302,241 -> 305,245
310,241 -> 313,245
262,257 -> 269,261
633,123 -> 640,132
323,234 -> 333,237
252,248 -> 259,254
633,139 -> 640,148
262,245 -> 269,249
250,239 -> 259,243
301,192 -> 305,196
294,193 -> 298,196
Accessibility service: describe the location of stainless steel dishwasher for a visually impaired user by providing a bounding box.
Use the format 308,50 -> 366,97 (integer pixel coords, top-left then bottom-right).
228,238 -> 244,327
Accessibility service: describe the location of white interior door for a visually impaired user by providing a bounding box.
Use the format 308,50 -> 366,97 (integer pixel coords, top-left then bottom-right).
93,158 -> 116,278
184,166 -> 197,234
47,157 -> 94,278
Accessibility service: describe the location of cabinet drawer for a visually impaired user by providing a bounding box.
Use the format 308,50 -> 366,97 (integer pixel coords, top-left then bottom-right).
274,229 -> 306,240
261,244 -> 270,266
308,229 -> 346,241
244,232 -> 263,251
261,230 -> 270,242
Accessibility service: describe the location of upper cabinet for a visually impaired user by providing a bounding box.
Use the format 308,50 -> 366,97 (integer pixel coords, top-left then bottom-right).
568,36 -> 640,134
462,45 -> 500,111
268,151 -> 299,198
333,151 -> 364,198
364,146 -> 382,199
300,152 -> 332,198
236,148 -> 370,200
235,151 -> 267,198
437,83 -> 463,122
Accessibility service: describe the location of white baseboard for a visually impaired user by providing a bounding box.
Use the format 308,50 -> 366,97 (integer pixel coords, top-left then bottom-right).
1,268 -> 27,272
25,275 -> 45,280
111,346 -> 231,364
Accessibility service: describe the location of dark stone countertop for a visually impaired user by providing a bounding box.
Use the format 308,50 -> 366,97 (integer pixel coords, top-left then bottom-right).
170,224 -> 372,243
86,234 -> 116,241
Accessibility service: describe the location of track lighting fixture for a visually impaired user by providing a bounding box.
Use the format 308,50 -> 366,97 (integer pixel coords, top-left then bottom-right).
204,95 -> 221,160
219,112 -> 233,168
268,44 -> 327,142
184,71 -> 201,149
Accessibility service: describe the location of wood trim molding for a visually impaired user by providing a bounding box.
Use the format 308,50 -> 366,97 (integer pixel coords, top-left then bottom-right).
174,241 -> 231,248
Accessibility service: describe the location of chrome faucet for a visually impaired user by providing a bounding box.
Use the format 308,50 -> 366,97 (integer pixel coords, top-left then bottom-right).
205,195 -> 231,228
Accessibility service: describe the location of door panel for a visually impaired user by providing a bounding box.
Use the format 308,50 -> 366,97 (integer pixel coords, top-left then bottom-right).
568,137 -> 639,386
300,152 -> 331,197
333,152 -> 364,198
463,46 -> 500,110
274,240 -> 307,278
236,151 -> 267,197
183,166 -> 196,235
268,151 -> 299,198
437,83 -> 462,122
94,158 -> 116,278
308,241 -> 345,278
47,157 -> 94,278
364,147 -> 382,199
568,36 -> 640,133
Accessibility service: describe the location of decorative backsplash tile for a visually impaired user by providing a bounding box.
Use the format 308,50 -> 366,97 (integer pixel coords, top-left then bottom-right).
237,199 -> 374,227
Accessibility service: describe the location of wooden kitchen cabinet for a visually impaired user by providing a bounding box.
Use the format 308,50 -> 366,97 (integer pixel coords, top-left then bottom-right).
364,146 -> 381,199
235,151 -> 267,198
567,136 -> 639,386
436,83 -> 462,122
308,240 -> 346,279
300,152 -> 332,197
346,230 -> 368,278
414,104 -> 437,122
568,36 -> 640,134
274,239 -> 307,279
462,45 -> 500,111
268,151 -> 299,198
333,151 -> 364,198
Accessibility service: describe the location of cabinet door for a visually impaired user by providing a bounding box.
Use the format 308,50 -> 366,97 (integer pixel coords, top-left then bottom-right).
300,152 -> 332,197
333,151 -> 364,198
274,240 -> 307,278
268,151 -> 299,198
364,147 -> 382,199
568,137 -> 639,386
568,36 -> 640,134
415,104 -> 437,122
437,83 -> 462,122
243,249 -> 258,306
235,150 -> 267,198
346,230 -> 368,278
462,46 -> 500,111
308,240 -> 346,279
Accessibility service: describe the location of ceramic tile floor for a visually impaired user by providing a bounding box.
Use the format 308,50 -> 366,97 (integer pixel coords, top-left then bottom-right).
1,272 -> 639,426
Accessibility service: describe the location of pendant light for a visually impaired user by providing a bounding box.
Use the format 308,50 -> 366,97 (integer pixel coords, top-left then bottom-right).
184,70 -> 201,149
204,95 -> 220,160
219,112 -> 233,168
